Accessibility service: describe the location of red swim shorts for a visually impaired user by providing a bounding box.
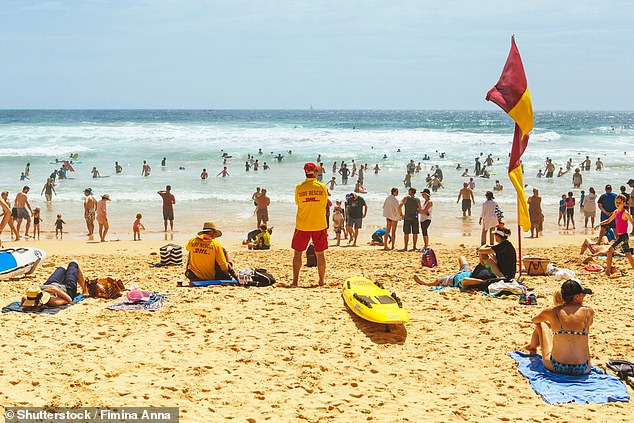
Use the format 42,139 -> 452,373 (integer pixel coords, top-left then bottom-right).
291,229 -> 328,252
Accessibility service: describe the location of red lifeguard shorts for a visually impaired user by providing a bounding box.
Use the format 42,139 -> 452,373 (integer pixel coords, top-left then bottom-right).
291,229 -> 328,252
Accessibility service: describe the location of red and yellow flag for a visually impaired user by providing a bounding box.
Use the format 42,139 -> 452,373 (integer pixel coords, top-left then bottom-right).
486,36 -> 534,231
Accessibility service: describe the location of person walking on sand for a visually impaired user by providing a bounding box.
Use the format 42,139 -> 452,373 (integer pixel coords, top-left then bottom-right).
597,184 -> 617,240
479,191 -> 498,245
83,188 -> 97,239
0,195 -> 15,247
457,182 -> 475,217
96,193 -> 111,242
346,192 -> 367,247
14,186 -> 33,240
292,163 -> 328,287
399,187 -> 422,251
382,187 -> 400,250
0,191 -> 19,242
158,185 -> 176,232
528,188 -> 543,238
256,188 -> 270,228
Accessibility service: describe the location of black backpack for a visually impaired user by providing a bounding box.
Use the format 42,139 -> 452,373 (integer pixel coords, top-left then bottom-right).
237,268 -> 276,287
305,244 -> 317,267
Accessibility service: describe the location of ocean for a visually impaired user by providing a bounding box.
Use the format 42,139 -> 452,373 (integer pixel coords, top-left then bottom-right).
0,110 -> 632,241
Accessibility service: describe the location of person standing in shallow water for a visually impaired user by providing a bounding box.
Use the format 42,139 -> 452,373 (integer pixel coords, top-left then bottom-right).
456,182 -> 474,217
83,189 -> 97,239
528,188 -> 543,238
157,185 -> 176,232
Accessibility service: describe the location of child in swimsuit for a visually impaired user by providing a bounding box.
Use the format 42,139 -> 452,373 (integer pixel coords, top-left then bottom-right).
33,208 -> 41,240
558,194 -> 566,226
133,213 -> 145,241
524,279 -> 594,376
55,214 -> 65,239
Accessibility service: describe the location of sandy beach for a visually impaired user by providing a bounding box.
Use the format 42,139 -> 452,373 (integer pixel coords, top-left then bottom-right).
1,235 -> 632,422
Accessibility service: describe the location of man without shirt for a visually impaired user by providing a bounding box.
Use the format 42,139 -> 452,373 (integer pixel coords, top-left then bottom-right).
158,185 -> 176,232
14,186 -> 32,240
457,182 -> 475,217
256,189 -> 270,227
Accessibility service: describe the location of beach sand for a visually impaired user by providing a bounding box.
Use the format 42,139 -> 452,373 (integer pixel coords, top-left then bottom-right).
1,236 -> 633,422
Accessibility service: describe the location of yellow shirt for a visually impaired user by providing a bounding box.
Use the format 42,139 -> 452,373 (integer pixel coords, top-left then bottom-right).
256,230 -> 271,247
294,177 -> 328,231
185,235 -> 228,280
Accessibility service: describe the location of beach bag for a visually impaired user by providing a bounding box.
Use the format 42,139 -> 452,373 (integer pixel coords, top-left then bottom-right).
237,268 -> 276,287
160,244 -> 183,266
305,244 -> 317,267
87,277 -> 125,299
421,247 -> 438,268
487,279 -> 527,296
522,256 -> 551,276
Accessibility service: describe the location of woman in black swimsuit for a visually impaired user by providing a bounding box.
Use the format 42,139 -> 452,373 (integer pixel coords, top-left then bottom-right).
524,279 -> 594,376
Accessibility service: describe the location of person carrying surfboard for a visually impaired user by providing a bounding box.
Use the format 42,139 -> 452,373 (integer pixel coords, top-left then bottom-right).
292,162 -> 328,287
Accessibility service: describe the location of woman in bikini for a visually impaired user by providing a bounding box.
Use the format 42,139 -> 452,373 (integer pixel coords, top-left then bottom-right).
524,279 -> 594,376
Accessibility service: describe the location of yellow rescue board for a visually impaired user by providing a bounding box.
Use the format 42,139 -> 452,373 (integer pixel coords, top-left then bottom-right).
342,276 -> 409,324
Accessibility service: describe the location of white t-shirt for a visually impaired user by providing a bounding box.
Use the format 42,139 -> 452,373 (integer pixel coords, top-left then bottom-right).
480,199 -> 499,230
419,199 -> 432,222
584,192 -> 597,213
382,195 -> 401,221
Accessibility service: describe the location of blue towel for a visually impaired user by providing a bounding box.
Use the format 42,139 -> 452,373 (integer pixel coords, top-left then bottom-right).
509,351 -> 630,404
2,295 -> 87,315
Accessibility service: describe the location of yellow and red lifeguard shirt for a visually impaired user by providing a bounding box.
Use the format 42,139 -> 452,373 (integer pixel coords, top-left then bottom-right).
294,177 -> 328,231
185,234 -> 228,280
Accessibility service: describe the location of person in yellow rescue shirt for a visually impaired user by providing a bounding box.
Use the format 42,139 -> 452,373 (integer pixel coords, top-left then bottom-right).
292,162 -> 328,287
185,222 -> 233,282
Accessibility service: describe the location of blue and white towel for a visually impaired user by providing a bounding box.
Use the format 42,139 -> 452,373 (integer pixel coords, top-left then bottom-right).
509,351 -> 629,404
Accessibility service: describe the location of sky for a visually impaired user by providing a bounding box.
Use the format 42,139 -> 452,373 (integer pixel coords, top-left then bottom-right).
1,0 -> 633,110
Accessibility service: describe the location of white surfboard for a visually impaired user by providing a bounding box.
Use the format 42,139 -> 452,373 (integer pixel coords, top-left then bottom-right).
0,248 -> 47,280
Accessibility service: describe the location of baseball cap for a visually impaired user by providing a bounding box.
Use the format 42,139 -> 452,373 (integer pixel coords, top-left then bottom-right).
627,179 -> 634,185
304,162 -> 317,174
561,279 -> 593,298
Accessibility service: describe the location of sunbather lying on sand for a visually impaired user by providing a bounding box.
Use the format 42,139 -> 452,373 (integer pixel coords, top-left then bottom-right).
413,255 -> 495,288
580,235 -> 624,258
21,260 -> 86,308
